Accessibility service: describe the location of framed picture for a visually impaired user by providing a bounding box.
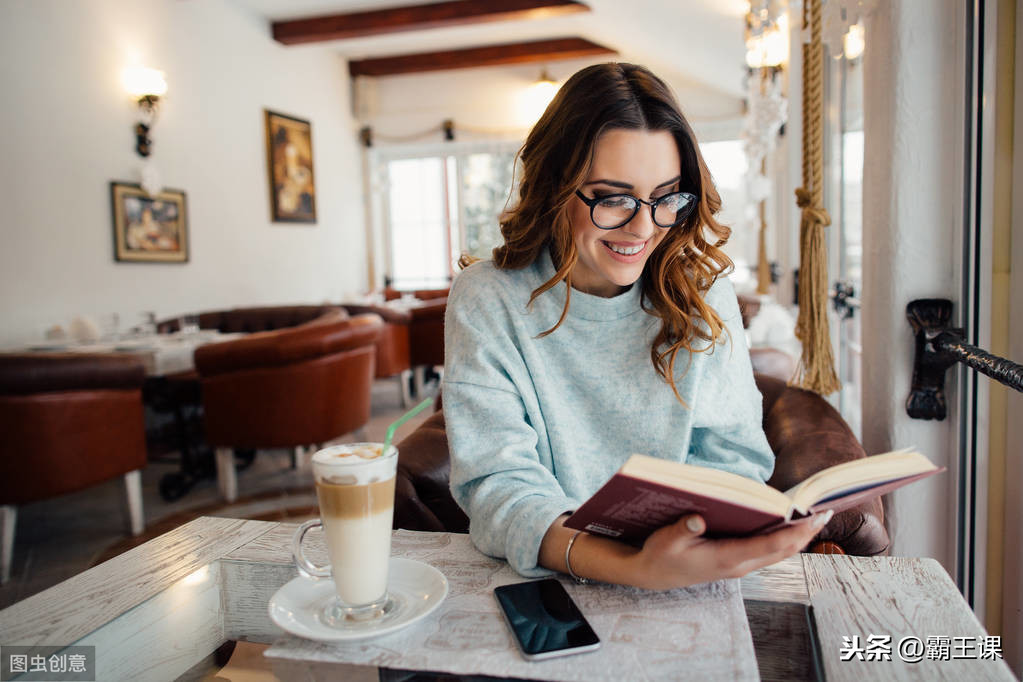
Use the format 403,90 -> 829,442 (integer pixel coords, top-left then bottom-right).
264,109 -> 317,223
110,182 -> 189,263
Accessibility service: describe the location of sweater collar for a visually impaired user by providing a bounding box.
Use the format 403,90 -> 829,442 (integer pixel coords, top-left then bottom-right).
534,248 -> 645,321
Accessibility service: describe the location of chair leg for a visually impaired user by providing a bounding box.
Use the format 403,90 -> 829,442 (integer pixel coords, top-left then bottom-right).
413,366 -> 426,399
292,445 -> 309,470
216,447 -> 238,502
398,370 -> 413,408
124,470 -> 144,536
1,505 -> 15,585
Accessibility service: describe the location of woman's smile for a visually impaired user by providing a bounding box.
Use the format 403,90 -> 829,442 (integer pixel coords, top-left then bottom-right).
601,238 -> 649,261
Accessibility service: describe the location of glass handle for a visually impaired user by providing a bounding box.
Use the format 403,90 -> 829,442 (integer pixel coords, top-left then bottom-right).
292,519 -> 331,578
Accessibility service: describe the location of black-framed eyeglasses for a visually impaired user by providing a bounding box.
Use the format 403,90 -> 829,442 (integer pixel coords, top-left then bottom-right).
574,190 -> 698,230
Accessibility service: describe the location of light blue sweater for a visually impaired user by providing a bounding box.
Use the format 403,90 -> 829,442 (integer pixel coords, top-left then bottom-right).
442,250 -> 774,577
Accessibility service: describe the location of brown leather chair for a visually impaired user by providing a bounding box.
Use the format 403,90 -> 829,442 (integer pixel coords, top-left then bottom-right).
151,305 -> 349,500
383,287 -> 450,302
0,353 -> 148,583
391,373 -> 889,557
408,298 -> 447,396
157,304 -> 344,334
341,304 -> 413,406
194,312 -> 383,502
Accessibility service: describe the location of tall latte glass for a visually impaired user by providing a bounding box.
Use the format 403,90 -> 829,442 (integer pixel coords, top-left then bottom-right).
292,443 -> 398,627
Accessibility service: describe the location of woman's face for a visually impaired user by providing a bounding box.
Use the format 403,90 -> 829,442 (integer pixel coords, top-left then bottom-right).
568,128 -> 682,297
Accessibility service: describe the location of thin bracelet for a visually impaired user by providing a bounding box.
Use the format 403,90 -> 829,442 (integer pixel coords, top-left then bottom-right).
564,530 -> 592,585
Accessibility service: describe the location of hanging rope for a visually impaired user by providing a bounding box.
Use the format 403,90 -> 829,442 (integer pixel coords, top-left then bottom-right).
792,0 -> 841,395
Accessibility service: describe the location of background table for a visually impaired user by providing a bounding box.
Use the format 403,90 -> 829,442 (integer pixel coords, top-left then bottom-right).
0,518 -> 1013,681
13,331 -> 244,376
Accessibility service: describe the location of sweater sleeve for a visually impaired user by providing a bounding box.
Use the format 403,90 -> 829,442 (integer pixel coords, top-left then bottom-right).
442,267 -> 576,577
686,278 -> 776,483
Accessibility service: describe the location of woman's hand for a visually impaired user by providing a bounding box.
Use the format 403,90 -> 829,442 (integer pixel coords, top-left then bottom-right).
625,511 -> 833,590
538,510 -> 833,590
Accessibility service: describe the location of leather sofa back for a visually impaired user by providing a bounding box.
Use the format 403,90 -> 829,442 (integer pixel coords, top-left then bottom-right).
196,314 -> 384,449
0,353 -> 145,395
0,354 -> 147,506
159,305 -> 345,334
341,304 -> 412,379
408,298 -> 446,368
383,287 -> 450,301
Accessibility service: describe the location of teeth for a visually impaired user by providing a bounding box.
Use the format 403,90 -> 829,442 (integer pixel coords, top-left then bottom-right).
606,242 -> 643,256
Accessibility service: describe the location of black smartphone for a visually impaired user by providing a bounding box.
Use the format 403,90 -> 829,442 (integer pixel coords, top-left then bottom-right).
494,578 -> 601,660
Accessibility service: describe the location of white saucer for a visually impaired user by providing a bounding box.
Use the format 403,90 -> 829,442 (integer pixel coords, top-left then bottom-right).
269,558 -> 448,642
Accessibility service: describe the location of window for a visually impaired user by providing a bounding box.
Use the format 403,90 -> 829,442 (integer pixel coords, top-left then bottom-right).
374,142 -> 519,290
699,140 -> 753,286
386,157 -> 453,289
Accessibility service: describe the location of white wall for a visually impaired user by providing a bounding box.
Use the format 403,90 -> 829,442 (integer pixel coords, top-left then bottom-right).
0,0 -> 365,346
861,0 -> 963,570
357,58 -> 744,143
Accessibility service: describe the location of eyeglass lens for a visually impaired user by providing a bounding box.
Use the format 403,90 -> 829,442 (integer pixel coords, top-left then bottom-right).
591,193 -> 694,229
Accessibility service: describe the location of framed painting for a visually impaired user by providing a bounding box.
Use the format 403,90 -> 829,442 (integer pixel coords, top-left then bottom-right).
110,182 -> 189,263
265,109 -> 317,223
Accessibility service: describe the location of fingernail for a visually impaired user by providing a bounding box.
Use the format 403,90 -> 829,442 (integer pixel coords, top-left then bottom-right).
812,510 -> 834,530
686,516 -> 704,534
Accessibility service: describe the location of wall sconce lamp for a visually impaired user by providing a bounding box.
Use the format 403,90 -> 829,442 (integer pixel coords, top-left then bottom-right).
122,66 -> 167,157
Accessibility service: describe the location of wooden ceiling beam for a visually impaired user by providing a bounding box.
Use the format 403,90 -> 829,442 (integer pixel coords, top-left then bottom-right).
273,0 -> 590,46
348,37 -> 615,77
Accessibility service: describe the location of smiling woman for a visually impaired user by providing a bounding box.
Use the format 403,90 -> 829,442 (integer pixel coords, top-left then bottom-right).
442,62 -> 827,592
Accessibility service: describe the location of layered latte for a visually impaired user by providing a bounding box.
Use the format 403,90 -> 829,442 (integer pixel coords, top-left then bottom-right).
312,443 -> 397,608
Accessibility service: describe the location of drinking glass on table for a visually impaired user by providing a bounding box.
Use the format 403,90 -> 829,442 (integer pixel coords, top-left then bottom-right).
135,311 -> 157,336
292,443 -> 399,628
98,313 -> 120,341
178,314 -> 200,334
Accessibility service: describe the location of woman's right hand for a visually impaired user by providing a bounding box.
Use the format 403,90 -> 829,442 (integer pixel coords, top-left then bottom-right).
625,510 -> 833,590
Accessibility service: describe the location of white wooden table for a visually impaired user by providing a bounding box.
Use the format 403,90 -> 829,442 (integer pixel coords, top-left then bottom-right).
0,518 -> 1013,681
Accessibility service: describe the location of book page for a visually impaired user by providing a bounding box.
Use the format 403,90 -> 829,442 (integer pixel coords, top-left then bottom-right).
624,454 -> 793,516
784,449 -> 936,512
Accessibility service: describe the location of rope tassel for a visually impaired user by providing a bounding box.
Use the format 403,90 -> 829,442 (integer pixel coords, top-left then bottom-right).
793,189 -> 840,394
791,0 -> 840,396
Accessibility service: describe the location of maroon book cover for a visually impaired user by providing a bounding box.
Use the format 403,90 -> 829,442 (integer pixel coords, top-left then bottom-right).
563,474 -> 786,546
564,468 -> 945,547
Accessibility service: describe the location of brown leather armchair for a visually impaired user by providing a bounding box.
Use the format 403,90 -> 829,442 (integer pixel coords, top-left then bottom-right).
194,312 -> 383,502
341,304 -> 413,406
408,298 -> 447,397
0,353 -> 148,583
151,305 -> 349,501
383,287 -> 450,301
391,373 -> 889,557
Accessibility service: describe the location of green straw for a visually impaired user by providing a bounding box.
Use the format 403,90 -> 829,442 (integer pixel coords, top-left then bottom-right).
383,397 -> 433,454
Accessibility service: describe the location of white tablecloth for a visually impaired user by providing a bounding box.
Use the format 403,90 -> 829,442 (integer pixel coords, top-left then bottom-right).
16,331 -> 244,376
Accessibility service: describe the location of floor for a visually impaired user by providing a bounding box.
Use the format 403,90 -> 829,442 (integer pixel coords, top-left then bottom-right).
0,377 -> 437,611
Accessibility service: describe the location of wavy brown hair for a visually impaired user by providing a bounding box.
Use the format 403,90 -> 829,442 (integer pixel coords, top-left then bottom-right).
481,62 -> 733,402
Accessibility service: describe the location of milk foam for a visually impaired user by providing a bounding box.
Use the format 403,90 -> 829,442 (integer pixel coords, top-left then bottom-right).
312,443 -> 397,485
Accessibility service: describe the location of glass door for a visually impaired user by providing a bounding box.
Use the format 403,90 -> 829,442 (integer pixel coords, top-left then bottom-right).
825,40 -> 865,440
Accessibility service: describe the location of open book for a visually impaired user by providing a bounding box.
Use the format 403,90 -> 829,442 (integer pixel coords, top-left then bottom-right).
564,449 -> 942,545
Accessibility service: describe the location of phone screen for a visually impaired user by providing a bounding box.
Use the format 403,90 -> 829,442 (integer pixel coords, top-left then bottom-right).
494,579 -> 601,660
